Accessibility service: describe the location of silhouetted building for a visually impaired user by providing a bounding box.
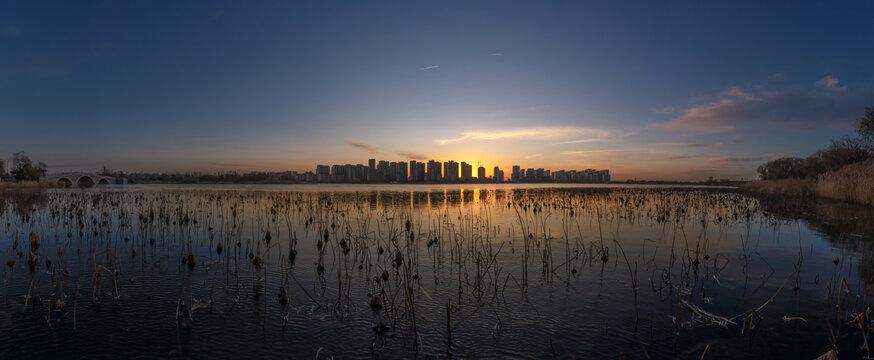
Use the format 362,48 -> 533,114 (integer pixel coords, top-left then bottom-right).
444,161 -> 459,182
427,160 -> 442,182
409,160 -> 418,181
461,162 -> 472,181
397,161 -> 408,182
312,158 -> 608,184
411,161 -> 425,182
316,165 -> 330,182
493,166 -> 504,182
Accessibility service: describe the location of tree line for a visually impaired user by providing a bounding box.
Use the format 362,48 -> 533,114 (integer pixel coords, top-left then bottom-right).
1,153 -> 47,182
757,106 -> 874,180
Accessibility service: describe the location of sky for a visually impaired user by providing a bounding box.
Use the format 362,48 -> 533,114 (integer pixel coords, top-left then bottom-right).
1,1 -> 873,181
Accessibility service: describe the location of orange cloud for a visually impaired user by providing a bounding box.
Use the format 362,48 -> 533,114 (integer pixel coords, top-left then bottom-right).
435,126 -> 609,144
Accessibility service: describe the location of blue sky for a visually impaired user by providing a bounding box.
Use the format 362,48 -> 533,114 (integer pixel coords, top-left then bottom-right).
1,1 -> 872,180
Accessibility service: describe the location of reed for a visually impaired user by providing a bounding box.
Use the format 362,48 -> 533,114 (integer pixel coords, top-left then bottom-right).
0,181 -> 60,190
815,158 -> 874,206
1,187 -> 873,357
743,159 -> 874,206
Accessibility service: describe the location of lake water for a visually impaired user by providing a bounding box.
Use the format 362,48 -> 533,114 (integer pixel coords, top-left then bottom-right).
1,184 -> 872,359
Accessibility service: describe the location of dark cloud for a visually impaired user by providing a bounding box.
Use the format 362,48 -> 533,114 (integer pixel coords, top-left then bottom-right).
705,156 -> 763,166
348,141 -> 377,154
655,88 -> 867,134
397,151 -> 428,160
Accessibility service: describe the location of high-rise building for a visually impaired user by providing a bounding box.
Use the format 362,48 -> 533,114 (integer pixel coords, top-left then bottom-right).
444,160 -> 459,182
427,160 -> 442,182
377,160 -> 390,182
512,165 -> 520,182
331,165 -> 347,182
367,158 -> 377,182
493,166 -> 504,182
344,164 -> 358,182
356,164 -> 366,182
460,162 -> 472,181
316,165 -> 330,182
389,162 -> 398,181
414,162 -> 426,181
409,160 -> 417,181
477,166 -> 486,180
397,161 -> 408,182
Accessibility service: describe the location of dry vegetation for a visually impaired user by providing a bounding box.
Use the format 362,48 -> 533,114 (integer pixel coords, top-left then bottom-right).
743,159 -> 874,207
2,187 -> 874,358
816,158 -> 874,206
0,181 -> 60,190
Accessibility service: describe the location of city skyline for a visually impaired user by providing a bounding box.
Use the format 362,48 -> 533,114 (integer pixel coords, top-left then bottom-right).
237,157 -> 610,183
2,2 -> 873,181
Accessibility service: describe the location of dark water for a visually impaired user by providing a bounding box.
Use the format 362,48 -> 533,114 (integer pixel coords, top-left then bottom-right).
1,185 -> 872,359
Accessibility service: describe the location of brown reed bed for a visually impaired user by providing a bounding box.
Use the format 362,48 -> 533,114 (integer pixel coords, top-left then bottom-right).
743,158 -> 874,207
0,181 -> 61,190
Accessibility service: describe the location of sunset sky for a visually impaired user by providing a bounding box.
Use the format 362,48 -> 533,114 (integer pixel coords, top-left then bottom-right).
2,1 -> 873,180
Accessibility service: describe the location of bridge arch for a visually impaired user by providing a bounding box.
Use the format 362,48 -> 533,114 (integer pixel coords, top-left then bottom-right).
76,176 -> 96,187
47,172 -> 116,187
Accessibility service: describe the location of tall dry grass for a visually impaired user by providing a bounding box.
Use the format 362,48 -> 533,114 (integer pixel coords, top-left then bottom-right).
743,159 -> 874,207
816,158 -> 874,206
0,181 -> 60,190
740,178 -> 816,197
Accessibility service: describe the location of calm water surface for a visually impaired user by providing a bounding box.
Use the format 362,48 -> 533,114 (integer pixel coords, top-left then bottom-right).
1,184 -> 872,359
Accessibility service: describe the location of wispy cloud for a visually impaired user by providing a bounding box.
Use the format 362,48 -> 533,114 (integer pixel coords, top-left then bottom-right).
435,126 -> 609,145
397,151 -> 428,160
704,156 -> 763,166
562,150 -> 614,156
557,138 -> 609,144
664,155 -> 703,161
704,152 -> 795,166
523,153 -> 543,159
489,53 -> 503,56
815,75 -> 848,92
420,65 -> 440,70
348,141 -> 377,154
677,142 -> 723,148
654,85 -> 863,134
722,87 -> 759,101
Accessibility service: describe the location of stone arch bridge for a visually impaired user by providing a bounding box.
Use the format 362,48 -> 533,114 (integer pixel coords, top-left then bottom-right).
46,172 -> 116,187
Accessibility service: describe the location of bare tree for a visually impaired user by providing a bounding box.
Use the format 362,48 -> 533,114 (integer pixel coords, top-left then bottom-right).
10,154 -> 47,182
860,106 -> 874,148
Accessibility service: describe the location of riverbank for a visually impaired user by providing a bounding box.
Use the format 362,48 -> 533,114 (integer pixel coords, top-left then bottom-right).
0,181 -> 60,190
741,158 -> 874,206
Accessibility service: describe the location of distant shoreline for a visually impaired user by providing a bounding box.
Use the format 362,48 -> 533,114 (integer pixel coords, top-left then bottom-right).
129,180 -> 742,186
0,181 -> 61,190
